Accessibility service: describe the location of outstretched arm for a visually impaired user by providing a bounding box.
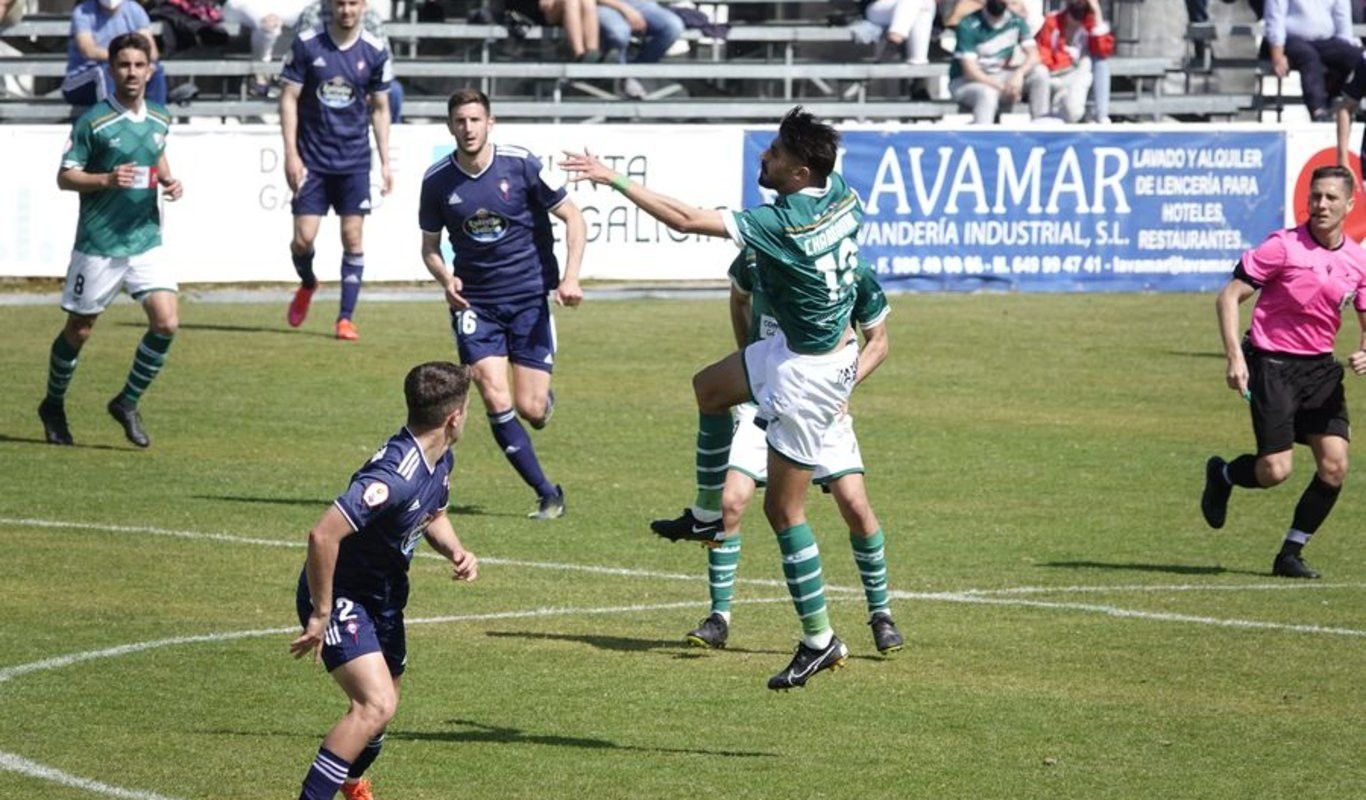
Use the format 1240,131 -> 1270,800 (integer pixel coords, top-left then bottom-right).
560,150 -> 730,238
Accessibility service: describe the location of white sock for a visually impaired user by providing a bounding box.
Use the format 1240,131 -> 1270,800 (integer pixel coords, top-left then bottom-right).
803,629 -> 833,650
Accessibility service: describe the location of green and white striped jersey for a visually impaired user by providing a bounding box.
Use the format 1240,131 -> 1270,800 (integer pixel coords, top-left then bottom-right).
729,246 -> 890,348
723,171 -> 864,354
61,97 -> 170,257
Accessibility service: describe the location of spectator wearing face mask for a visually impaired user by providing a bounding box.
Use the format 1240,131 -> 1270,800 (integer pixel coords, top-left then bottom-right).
1035,0 -> 1114,122
62,0 -> 169,109
950,0 -> 1049,124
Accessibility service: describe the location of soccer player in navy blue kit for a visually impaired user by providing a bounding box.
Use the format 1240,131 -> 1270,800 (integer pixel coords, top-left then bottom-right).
279,0 -> 392,341
291,361 -> 478,800
419,89 -> 587,519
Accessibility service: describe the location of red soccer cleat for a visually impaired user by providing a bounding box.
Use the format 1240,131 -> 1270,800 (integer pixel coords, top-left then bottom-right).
287,285 -> 315,328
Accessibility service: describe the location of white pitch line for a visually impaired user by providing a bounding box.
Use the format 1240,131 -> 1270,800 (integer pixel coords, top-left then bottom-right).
926,592 -> 1366,637
0,751 -> 182,800
961,582 -> 1366,595
0,516 -> 862,594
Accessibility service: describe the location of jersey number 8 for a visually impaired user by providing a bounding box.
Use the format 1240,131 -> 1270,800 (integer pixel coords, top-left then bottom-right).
814,239 -> 858,302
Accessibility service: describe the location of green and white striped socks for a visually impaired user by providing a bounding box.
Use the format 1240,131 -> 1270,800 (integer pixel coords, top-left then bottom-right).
45,333 -> 81,403
707,534 -> 742,618
850,529 -> 890,618
692,412 -> 731,519
118,331 -> 174,406
778,523 -> 831,648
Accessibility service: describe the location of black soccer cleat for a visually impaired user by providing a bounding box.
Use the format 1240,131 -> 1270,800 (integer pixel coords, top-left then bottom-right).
529,484 -> 565,520
529,389 -> 555,431
1201,456 -> 1232,529
686,613 -> 729,649
869,613 -> 904,655
1272,552 -> 1321,579
767,635 -> 848,690
38,399 -> 74,446
650,508 -> 725,547
107,396 -> 150,448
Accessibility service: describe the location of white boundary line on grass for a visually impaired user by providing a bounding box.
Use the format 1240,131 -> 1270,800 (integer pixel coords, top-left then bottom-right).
3,515 -> 1366,798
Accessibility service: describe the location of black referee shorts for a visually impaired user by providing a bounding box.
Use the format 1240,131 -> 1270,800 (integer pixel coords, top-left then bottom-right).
1244,340 -> 1350,455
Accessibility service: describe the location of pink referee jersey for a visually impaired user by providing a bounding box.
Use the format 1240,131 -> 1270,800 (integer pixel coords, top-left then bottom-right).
1239,225 -> 1366,356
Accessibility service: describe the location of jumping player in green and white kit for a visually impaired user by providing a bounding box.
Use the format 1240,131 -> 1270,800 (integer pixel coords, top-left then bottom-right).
670,247 -> 905,657
38,33 -> 183,448
561,107 -> 866,690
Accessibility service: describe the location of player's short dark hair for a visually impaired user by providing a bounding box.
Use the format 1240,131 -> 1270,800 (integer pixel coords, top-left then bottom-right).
777,106 -> 839,182
108,33 -> 153,65
1310,165 -> 1355,196
448,89 -> 491,116
405,362 -> 471,429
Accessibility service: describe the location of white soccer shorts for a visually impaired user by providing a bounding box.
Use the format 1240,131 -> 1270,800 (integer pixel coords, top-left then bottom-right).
742,330 -> 859,469
729,401 -> 865,484
61,248 -> 177,315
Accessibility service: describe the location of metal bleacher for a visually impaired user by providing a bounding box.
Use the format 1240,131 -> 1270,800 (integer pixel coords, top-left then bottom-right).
0,1 -> 1225,123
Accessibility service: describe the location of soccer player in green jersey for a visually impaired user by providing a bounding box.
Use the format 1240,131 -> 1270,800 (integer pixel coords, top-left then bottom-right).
39,33 -> 183,448
672,248 -> 905,657
562,108 -> 865,689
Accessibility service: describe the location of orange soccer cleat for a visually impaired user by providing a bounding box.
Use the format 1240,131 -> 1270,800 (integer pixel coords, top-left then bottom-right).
340,778 -> 374,800
334,318 -> 359,341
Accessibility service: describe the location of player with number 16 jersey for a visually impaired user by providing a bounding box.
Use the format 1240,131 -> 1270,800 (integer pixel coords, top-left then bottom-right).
420,89 -> 587,519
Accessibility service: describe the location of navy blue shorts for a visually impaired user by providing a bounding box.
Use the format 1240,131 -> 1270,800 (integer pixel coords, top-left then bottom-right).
291,170 -> 371,217
451,298 -> 556,372
296,576 -> 406,676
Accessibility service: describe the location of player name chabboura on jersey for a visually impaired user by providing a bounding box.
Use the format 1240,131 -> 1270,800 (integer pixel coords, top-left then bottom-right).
730,173 -> 864,355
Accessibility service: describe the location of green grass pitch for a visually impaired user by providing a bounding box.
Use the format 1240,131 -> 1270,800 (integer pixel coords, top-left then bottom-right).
0,292 -> 1362,799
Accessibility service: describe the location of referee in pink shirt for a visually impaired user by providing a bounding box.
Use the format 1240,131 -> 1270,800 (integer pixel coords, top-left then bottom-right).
1203,165 -> 1366,578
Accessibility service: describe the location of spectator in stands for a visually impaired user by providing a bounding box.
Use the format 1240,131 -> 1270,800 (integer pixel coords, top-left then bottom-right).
62,0 -> 169,109
862,0 -> 937,65
945,0 -> 1038,32
597,0 -> 684,99
1264,0 -> 1362,121
1035,0 -> 1113,122
506,0 -> 602,62
950,0 -> 1049,124
1,0 -> 23,26
294,0 -> 404,121
224,0 -> 314,96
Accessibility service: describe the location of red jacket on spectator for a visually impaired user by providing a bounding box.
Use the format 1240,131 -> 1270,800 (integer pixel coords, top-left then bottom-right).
1035,7 -> 1114,73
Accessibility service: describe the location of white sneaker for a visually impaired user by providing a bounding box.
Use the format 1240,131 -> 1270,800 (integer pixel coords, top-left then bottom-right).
623,77 -> 647,100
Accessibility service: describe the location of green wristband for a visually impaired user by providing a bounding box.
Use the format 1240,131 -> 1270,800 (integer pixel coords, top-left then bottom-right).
610,174 -> 631,193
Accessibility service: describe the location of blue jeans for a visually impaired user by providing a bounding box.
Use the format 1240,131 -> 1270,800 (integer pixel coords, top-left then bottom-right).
598,0 -> 685,64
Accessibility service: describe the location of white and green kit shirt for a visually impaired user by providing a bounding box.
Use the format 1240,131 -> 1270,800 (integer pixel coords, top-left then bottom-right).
61,97 -> 171,257
721,171 -> 865,355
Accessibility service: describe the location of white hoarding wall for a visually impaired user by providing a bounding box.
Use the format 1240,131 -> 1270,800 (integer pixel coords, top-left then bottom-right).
3,121 -> 1358,285
0,123 -> 746,283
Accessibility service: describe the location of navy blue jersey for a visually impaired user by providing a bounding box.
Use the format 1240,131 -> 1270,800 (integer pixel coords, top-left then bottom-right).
324,427 -> 453,612
419,145 -> 569,305
280,26 -> 391,175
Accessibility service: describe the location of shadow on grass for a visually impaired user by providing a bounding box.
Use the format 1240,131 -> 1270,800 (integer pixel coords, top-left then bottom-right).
116,321 -> 334,338
484,629 -> 787,657
1038,560 -> 1266,577
0,433 -> 132,452
390,718 -> 777,758
1165,350 -> 1227,359
191,495 -> 491,517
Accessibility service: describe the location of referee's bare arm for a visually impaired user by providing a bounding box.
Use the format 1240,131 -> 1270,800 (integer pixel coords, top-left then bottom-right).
1215,277 -> 1256,394
1351,311 -> 1366,375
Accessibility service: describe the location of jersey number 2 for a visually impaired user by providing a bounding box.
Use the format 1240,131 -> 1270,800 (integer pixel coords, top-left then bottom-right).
814,239 -> 858,302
